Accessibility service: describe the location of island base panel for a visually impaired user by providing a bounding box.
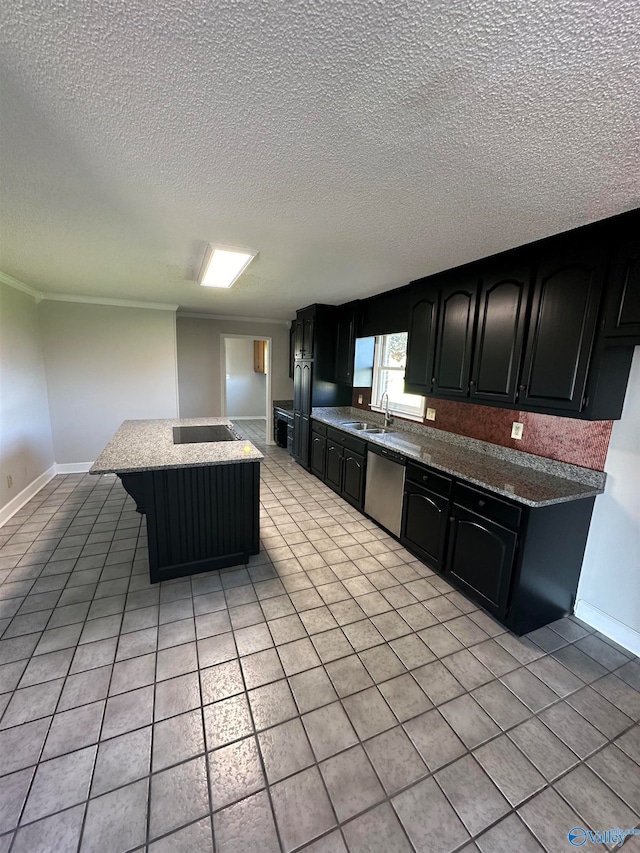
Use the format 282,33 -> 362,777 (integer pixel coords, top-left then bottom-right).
119,463 -> 259,583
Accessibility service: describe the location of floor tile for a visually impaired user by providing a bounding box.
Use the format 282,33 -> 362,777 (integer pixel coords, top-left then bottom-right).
379,673 -> 432,722
554,764 -> 637,832
149,755 -> 209,839
258,717 -> 314,783
81,778 -> 148,853
393,776 -> 470,853
101,684 -> 154,739
289,666 -> 338,714
153,708 -> 205,771
404,709 -> 466,771
270,766 -> 336,852
208,736 -> 265,811
439,693 -> 500,748
476,813 -> 544,853
0,718 -> 50,777
0,767 -> 34,834
342,802 -> 413,853
326,654 -> 373,697
364,725 -> 428,794
538,701 -> 607,758
518,787 -> 586,853
248,678 -> 298,730
213,790 -> 279,853
508,718 -> 579,781
0,678 -> 64,729
321,744 -> 384,821
303,701 -> 358,760
342,686 -> 396,740
203,693 -> 253,750
13,804 -> 84,853
42,700 -> 104,759
91,726 -> 152,796
587,743 -> 640,813
23,745 -> 96,822
148,817 -> 214,853
474,734 -> 546,806
566,685 -> 633,739
241,648 -> 285,689
471,679 -> 531,730
435,753 -> 510,835
155,671 -> 200,720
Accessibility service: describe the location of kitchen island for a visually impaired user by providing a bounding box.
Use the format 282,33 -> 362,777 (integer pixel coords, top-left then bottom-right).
91,418 -> 263,583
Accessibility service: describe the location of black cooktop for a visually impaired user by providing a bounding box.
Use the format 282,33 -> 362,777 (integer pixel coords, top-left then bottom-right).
172,425 -> 241,444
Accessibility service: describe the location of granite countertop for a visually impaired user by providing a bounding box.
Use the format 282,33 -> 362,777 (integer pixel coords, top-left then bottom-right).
312,407 -> 605,508
90,418 -> 264,474
273,399 -> 294,414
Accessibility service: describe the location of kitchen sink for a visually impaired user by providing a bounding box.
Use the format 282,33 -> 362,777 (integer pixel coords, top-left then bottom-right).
341,422 -> 373,430
362,428 -> 395,434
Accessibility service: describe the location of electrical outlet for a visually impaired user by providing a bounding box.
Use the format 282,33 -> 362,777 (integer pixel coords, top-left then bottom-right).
511,422 -> 524,440
6,474 -> 13,489
426,407 -> 436,421
357,394 -> 363,405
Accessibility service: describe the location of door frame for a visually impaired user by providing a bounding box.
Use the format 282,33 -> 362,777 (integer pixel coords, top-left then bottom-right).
220,334 -> 273,443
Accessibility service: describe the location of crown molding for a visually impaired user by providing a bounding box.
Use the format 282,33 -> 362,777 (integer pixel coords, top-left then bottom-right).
41,293 -> 179,311
178,311 -> 290,326
0,271 -> 42,302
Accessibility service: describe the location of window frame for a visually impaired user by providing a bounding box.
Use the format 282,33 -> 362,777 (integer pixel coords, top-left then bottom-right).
370,334 -> 426,421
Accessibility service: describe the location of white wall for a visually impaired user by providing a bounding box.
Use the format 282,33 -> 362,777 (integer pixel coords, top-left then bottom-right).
0,282 -> 55,513
39,301 -> 179,464
224,338 -> 266,418
176,316 -> 293,417
576,346 -> 640,655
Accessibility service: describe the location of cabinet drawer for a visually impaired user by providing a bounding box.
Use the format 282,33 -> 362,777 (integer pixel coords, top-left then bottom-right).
311,420 -> 328,437
406,462 -> 452,497
327,426 -> 366,455
453,483 -> 522,529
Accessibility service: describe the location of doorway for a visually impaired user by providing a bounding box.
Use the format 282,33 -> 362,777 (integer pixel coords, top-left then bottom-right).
221,334 -> 272,445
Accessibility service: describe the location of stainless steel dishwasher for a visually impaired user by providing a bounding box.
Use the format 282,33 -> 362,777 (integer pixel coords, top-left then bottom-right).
364,445 -> 406,537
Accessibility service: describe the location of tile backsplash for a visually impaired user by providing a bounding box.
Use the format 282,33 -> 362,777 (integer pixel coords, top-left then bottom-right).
352,387 -> 613,471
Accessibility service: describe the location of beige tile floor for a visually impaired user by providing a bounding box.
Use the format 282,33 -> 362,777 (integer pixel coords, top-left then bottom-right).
0,419 -> 638,852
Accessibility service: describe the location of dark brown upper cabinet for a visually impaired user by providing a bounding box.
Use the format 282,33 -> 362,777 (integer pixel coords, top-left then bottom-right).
604,240 -> 640,342
519,248 -> 606,412
335,304 -> 356,385
469,266 -> 532,404
293,317 -> 304,360
432,277 -> 479,397
405,281 -> 439,395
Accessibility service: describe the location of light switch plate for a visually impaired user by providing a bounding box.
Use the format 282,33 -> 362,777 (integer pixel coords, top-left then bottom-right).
426,408 -> 436,421
357,394 -> 363,404
511,422 -> 524,440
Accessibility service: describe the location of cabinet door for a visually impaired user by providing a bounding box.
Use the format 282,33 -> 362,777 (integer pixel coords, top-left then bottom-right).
300,415 -> 310,466
604,241 -> 640,341
405,283 -> 439,394
470,268 -> 531,404
300,361 -> 312,415
341,451 -> 365,509
310,433 -> 326,478
292,412 -> 302,460
294,319 -> 305,359
289,325 -> 296,378
293,362 -> 303,411
433,278 -> 478,397
302,317 -> 314,358
401,482 -> 449,570
520,249 -> 605,411
446,504 -> 517,617
335,311 -> 355,385
325,443 -> 343,492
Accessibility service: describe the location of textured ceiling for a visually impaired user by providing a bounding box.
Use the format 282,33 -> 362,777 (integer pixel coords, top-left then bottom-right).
1,0 -> 639,319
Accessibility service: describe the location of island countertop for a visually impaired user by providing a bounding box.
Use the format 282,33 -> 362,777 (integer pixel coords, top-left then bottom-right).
90,418 -> 264,474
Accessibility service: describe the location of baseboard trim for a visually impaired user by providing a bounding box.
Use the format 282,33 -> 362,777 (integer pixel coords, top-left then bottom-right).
55,462 -> 94,474
574,599 -> 640,657
229,416 -> 267,421
0,465 -> 57,527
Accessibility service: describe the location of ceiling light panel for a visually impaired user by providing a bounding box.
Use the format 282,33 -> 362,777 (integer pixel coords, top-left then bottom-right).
198,245 -> 257,288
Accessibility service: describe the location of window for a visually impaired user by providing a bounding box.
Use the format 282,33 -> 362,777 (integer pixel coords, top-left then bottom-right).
371,332 -> 426,419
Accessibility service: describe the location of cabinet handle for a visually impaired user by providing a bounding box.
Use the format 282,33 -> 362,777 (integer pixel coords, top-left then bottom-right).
518,384 -> 527,391
478,499 -> 486,507
449,516 -> 455,523
432,377 -> 437,384
422,475 -> 429,481
469,380 -> 475,387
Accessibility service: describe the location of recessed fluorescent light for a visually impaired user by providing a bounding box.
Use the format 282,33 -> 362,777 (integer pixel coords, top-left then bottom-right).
198,244 -> 258,288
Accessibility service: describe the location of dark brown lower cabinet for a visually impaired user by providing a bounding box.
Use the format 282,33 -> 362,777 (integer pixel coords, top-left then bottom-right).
310,432 -> 326,478
342,450 -> 366,508
447,505 -> 517,618
401,482 -> 449,571
325,442 -> 343,491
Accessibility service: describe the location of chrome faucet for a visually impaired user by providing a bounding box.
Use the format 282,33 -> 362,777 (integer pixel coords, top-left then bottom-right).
381,391 -> 394,428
